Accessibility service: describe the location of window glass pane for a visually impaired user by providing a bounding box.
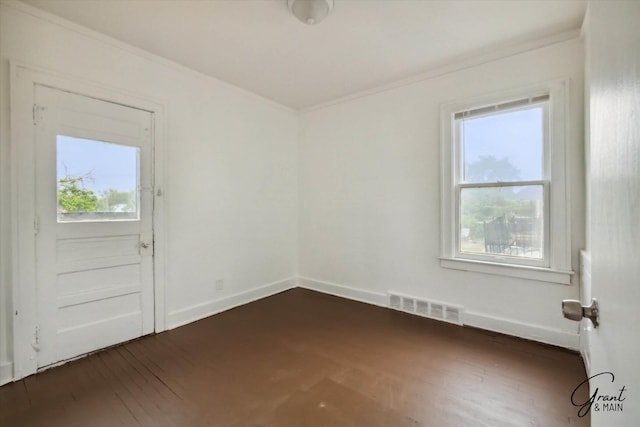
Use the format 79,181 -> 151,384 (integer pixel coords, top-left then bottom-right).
460,186 -> 543,259
462,106 -> 544,183
57,136 -> 139,222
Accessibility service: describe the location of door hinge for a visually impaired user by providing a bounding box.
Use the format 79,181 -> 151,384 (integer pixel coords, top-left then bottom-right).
34,215 -> 40,235
33,104 -> 46,125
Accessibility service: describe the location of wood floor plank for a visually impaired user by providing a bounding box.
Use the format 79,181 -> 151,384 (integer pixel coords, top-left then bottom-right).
0,288 -> 589,426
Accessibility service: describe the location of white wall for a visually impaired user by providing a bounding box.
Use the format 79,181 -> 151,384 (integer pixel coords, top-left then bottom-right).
0,2 -> 298,383
299,38 -> 585,348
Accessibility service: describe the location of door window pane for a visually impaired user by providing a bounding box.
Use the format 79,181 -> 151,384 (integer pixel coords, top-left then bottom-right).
57,136 -> 139,222
462,106 -> 544,183
460,185 -> 543,259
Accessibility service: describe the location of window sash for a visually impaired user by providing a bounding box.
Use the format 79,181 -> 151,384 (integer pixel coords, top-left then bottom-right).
455,101 -> 550,185
452,98 -> 551,268
454,181 -> 550,267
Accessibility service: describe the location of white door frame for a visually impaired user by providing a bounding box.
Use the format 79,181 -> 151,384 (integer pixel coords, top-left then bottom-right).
10,61 -> 168,380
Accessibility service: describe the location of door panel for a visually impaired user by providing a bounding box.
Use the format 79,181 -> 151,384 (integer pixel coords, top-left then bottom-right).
34,85 -> 154,368
586,3 -> 640,426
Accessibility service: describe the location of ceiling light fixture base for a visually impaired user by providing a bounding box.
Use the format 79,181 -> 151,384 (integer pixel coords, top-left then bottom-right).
288,0 -> 334,26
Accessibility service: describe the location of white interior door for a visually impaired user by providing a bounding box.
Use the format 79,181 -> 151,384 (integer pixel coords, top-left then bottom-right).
34,85 -> 154,368
585,2 -> 640,426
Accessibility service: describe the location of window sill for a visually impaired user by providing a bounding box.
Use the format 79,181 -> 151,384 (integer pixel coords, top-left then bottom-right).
439,257 -> 573,284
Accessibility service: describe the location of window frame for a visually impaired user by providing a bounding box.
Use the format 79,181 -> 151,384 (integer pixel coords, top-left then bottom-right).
56,134 -> 142,223
439,80 -> 573,284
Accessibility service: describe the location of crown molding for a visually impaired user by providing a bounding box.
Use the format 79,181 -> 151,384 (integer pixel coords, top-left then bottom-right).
0,0 -> 295,114
300,29 -> 581,113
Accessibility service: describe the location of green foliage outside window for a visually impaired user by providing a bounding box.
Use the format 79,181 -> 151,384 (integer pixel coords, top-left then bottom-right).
57,175 -> 98,213
96,188 -> 136,212
58,174 -> 136,214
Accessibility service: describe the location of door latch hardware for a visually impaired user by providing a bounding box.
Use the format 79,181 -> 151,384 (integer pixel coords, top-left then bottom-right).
562,298 -> 599,328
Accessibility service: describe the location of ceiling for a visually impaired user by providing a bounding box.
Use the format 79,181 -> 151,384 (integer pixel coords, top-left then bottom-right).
21,0 -> 588,110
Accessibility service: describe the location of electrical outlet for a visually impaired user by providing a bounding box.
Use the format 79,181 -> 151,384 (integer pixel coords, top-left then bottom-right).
215,279 -> 224,291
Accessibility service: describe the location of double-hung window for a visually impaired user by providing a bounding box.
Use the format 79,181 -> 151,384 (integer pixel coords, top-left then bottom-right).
440,81 -> 572,284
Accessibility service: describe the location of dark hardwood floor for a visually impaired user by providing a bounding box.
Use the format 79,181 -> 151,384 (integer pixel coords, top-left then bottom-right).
0,288 -> 589,426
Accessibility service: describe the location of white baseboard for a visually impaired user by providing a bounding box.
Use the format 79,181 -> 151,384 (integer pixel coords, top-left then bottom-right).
464,311 -> 580,350
0,361 -> 13,386
167,277 -> 297,329
298,276 -> 388,307
299,276 -> 579,350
